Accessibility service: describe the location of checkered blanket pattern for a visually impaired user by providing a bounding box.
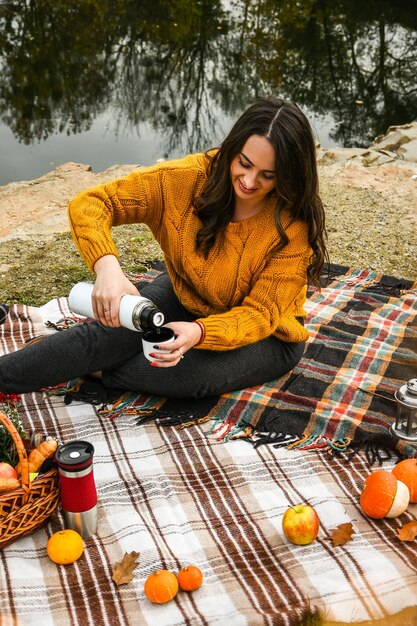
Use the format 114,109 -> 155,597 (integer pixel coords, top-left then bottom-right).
167,266 -> 415,457
121,266 -> 417,459
0,267 -> 417,625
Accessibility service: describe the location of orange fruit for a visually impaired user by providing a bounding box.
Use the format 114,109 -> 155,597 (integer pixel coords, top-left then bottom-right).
359,470 -> 397,518
392,459 -> 417,503
177,565 -> 203,592
144,569 -> 178,604
47,529 -> 84,565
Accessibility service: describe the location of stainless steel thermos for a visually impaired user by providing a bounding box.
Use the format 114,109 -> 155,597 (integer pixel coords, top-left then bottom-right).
55,440 -> 98,538
68,281 -> 165,331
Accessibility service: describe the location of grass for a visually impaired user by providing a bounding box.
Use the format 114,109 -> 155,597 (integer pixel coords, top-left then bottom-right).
0,225 -> 163,306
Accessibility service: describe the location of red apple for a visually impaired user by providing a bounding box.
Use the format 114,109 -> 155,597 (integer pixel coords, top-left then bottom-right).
282,504 -> 320,545
0,462 -> 18,479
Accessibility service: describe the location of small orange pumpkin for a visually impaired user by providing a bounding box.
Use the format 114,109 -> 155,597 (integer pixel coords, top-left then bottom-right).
177,565 -> 203,592
392,459 -> 417,503
144,569 -> 178,604
360,470 -> 409,519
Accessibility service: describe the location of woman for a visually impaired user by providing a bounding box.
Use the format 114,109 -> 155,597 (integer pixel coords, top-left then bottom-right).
0,97 -> 327,398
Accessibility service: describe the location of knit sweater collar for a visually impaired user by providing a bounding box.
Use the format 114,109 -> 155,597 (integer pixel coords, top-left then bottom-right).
226,196 -> 276,233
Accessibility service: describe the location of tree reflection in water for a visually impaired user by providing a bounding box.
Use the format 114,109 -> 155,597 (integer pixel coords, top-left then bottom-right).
0,0 -> 415,154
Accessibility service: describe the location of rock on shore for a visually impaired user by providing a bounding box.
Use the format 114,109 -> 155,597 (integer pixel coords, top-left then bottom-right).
0,124 -> 416,280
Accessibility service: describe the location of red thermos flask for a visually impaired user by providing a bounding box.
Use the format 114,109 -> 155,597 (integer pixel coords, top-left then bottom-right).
55,440 -> 98,538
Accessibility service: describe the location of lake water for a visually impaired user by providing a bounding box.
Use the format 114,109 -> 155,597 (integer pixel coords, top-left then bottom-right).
0,0 -> 416,186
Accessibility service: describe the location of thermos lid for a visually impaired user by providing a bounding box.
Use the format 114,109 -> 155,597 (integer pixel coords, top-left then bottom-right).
55,440 -> 95,472
396,379 -> 417,407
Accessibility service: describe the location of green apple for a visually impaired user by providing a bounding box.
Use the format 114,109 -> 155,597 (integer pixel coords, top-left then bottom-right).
282,504 -> 320,545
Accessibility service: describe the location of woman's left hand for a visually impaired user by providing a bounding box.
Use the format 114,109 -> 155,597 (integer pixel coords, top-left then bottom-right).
148,321 -> 202,367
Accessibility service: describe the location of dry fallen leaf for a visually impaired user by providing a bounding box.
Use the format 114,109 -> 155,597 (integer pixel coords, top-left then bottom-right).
329,522 -> 355,547
398,520 -> 417,542
112,551 -> 140,585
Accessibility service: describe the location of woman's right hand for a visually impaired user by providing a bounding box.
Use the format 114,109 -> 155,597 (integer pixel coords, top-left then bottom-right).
92,255 -> 140,326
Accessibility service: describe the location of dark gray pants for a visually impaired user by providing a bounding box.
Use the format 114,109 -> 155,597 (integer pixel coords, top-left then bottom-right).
0,274 -> 305,398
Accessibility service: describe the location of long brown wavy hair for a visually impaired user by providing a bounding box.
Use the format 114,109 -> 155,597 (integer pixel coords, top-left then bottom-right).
195,97 -> 329,286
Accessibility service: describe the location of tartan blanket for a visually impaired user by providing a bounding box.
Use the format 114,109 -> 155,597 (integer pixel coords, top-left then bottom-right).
201,264 -> 417,459
87,264 -> 417,463
0,266 -> 417,625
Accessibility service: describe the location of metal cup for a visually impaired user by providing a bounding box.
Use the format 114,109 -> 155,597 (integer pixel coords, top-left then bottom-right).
55,440 -> 98,538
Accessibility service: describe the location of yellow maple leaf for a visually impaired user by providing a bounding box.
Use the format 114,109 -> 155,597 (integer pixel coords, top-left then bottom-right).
112,551 -> 140,585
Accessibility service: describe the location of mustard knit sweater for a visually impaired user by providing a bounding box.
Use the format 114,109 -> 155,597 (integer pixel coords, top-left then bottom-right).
68,153 -> 311,350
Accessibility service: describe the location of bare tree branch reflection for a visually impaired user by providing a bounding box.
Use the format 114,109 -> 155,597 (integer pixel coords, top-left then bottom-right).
112,0 -> 226,154
0,0 -> 415,153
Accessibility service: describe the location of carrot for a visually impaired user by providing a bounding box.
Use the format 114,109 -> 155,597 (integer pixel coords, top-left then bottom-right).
16,439 -> 58,475
28,439 -> 58,472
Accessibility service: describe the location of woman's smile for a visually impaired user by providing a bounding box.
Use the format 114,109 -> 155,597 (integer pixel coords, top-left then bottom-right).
238,179 -> 257,194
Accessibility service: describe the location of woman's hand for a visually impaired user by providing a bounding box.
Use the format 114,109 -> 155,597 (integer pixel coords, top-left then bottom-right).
148,321 -> 202,367
92,255 -> 140,326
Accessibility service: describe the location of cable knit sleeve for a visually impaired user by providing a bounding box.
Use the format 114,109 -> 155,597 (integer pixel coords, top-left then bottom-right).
67,154 -> 206,270
67,171 -> 149,269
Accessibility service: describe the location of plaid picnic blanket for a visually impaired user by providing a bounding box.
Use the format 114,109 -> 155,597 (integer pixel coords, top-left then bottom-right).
200,264 -> 417,458
75,264 -> 416,463
0,266 -> 417,625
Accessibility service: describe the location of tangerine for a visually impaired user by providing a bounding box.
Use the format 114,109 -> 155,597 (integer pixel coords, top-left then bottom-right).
177,565 -> 203,592
392,459 -> 417,503
144,569 -> 178,604
47,529 -> 84,565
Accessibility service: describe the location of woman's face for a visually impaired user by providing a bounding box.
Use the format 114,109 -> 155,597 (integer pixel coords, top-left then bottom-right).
230,135 -> 276,205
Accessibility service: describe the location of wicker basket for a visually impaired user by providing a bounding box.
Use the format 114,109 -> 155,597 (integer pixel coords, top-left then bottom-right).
0,411 -> 60,549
